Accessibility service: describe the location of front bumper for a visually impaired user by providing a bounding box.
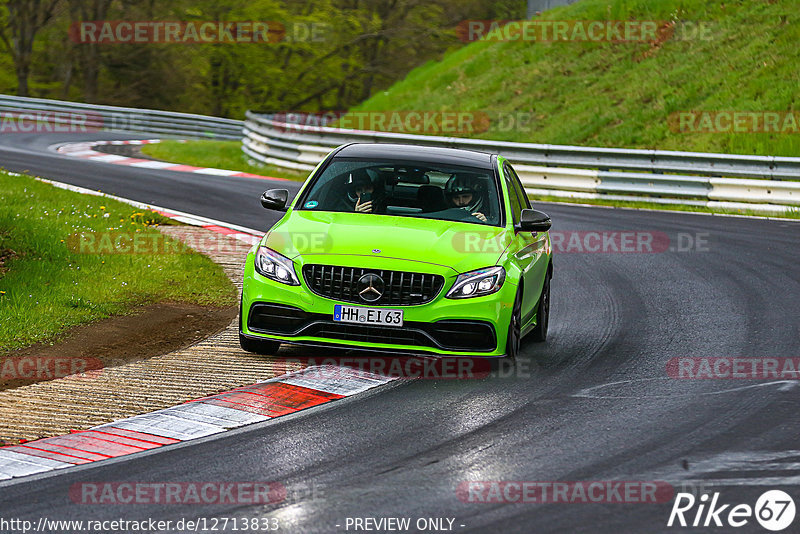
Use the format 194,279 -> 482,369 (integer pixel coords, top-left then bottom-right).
240,254 -> 516,357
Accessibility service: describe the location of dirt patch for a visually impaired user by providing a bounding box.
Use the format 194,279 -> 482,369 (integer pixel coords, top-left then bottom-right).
0,301 -> 236,391
0,248 -> 17,277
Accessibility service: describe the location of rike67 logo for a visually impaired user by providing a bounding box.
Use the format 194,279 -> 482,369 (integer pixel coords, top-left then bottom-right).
668,490 -> 796,531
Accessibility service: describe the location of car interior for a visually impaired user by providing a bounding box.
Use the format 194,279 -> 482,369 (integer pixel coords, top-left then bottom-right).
304,162 -> 500,225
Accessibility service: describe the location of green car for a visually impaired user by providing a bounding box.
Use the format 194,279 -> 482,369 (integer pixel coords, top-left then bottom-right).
239,143 -> 553,359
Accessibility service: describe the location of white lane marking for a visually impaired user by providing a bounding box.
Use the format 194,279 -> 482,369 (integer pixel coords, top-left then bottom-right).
677,476 -> 800,487
128,160 -> 178,169
193,168 -> 240,176
170,215 -> 210,225
88,154 -> 130,163
573,377 -> 800,399
64,149 -> 101,157
642,451 -> 800,488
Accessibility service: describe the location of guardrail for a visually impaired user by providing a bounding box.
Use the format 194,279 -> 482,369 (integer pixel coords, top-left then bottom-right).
0,94 -> 243,140
243,112 -> 800,214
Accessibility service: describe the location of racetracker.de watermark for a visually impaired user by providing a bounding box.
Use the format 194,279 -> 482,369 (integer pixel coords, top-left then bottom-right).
1,356 -> 103,382
667,357 -> 800,380
457,481 -> 674,504
275,357 -> 492,380
269,111 -> 536,135
70,21 -> 288,44
67,231 -> 259,256
451,231 -> 710,254
456,20 -> 713,43
271,111 -> 490,135
669,111 -> 800,134
69,482 -> 286,505
0,111 -> 102,133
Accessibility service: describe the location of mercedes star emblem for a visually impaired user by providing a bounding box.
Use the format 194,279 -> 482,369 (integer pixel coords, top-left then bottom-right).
357,273 -> 385,302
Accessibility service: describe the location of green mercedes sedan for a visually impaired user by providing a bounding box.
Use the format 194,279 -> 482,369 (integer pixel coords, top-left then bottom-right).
239,143 -> 553,360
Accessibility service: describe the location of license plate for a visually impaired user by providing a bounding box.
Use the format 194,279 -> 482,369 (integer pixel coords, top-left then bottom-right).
334,305 -> 404,327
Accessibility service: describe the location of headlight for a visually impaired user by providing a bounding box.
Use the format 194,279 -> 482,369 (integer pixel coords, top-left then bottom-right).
446,266 -> 505,299
254,246 -> 300,286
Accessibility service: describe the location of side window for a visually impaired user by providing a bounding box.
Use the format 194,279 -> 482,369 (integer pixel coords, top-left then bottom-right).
503,163 -> 522,225
507,164 -> 531,209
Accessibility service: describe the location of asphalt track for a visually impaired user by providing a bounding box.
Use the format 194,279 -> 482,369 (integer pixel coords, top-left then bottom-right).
1,133 -> 799,533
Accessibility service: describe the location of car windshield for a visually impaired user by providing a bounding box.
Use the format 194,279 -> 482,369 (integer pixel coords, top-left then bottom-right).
297,158 -> 501,226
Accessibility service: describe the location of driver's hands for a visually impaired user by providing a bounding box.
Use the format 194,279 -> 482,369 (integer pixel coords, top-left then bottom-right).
472,212 -> 487,222
355,194 -> 373,213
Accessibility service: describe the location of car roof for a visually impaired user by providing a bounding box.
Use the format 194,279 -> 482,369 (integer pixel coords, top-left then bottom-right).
334,143 -> 495,170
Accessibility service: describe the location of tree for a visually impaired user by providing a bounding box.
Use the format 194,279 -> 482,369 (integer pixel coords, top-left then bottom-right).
0,0 -> 520,114
65,0 -> 112,102
0,0 -> 63,96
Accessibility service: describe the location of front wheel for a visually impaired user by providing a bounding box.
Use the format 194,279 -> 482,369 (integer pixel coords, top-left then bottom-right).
531,275 -> 551,342
239,334 -> 281,355
505,287 -> 523,360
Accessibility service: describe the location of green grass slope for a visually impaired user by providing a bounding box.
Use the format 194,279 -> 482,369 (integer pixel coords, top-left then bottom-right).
0,171 -> 236,351
352,0 -> 799,157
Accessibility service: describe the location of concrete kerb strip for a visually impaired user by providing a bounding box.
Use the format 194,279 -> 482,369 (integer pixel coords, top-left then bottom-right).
53,139 -> 288,181
0,366 -> 396,481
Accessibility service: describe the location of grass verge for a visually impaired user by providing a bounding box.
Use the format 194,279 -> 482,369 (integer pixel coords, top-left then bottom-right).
141,140 -> 309,182
0,170 -> 237,352
352,0 -> 800,157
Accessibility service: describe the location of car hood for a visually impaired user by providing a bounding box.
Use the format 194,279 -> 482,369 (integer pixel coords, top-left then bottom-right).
263,210 -> 510,274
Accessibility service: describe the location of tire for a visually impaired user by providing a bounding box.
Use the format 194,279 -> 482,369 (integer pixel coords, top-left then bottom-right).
531,274 -> 551,342
239,333 -> 282,355
505,286 -> 523,360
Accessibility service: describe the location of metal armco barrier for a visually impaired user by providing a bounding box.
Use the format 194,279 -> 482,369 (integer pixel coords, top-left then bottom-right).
0,94 -> 243,140
243,112 -> 800,214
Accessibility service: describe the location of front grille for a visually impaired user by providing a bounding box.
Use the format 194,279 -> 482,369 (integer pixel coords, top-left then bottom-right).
302,264 -> 444,306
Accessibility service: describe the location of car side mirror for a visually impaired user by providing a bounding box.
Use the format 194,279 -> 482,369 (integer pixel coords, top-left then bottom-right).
518,209 -> 552,232
261,189 -> 289,212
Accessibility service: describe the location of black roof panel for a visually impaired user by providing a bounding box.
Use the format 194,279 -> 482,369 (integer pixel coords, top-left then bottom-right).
334,143 -> 494,169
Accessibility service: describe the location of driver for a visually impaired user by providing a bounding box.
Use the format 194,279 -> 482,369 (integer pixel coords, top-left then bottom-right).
345,169 -> 382,213
445,175 -> 487,222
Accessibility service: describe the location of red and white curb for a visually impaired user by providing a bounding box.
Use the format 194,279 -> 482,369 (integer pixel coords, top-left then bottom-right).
0,366 -> 396,481
54,139 -> 287,181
